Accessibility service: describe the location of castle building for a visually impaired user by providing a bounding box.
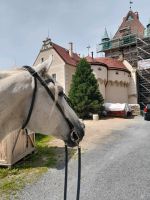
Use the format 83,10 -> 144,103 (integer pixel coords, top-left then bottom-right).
34,38 -> 80,94
86,56 -> 137,104
34,38 -> 137,104
98,9 -> 150,108
98,10 -> 145,67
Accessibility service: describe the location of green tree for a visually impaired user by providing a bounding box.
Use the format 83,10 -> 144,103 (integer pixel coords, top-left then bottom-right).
69,58 -> 104,119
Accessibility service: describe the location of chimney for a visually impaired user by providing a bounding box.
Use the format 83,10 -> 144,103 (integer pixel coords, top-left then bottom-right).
91,51 -> 94,59
68,42 -> 73,57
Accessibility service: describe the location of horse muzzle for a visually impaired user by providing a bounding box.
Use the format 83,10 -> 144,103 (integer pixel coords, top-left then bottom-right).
66,122 -> 85,147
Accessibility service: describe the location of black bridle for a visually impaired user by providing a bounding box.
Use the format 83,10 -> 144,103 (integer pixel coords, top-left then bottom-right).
22,65 -> 81,200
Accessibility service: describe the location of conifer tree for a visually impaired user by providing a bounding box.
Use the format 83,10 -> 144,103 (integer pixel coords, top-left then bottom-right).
69,58 -> 104,119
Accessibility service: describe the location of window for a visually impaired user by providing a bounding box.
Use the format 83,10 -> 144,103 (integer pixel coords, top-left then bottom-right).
41,58 -> 44,63
127,15 -> 133,21
52,74 -> 56,82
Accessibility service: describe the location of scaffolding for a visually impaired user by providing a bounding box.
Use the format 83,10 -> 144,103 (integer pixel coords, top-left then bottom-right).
97,34 -> 138,67
97,34 -> 137,52
136,37 -> 150,109
97,34 -> 150,109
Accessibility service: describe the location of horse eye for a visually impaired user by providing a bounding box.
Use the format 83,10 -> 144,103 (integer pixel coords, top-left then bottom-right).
58,91 -> 64,96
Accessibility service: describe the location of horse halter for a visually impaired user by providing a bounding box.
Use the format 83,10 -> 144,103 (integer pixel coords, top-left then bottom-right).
22,65 -> 82,200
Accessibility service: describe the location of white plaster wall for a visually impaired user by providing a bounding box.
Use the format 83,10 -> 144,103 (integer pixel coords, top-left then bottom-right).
64,64 -> 76,95
108,70 -> 130,84
91,65 -> 107,99
123,60 -> 138,104
91,65 -> 107,81
98,80 -> 106,99
106,82 -> 128,103
33,48 -> 66,91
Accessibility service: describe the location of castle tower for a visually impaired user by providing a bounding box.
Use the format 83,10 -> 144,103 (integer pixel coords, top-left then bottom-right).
97,10 -> 145,67
97,9 -> 150,108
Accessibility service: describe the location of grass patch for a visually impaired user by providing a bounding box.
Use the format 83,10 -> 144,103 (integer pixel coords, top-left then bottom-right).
0,134 -> 76,200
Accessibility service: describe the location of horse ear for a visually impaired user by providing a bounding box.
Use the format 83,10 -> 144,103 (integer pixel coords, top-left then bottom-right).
33,55 -> 53,76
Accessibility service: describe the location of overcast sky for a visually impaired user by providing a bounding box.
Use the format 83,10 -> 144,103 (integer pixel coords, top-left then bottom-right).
0,0 -> 149,69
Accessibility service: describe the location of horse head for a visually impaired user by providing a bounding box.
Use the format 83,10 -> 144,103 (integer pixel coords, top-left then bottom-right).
24,56 -> 85,147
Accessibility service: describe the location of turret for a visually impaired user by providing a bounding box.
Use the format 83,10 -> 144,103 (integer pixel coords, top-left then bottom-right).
144,19 -> 150,37
101,28 -> 110,43
41,37 -> 52,50
101,28 -> 110,50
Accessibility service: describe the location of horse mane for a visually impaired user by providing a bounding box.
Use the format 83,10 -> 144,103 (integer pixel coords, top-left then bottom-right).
0,68 -> 23,79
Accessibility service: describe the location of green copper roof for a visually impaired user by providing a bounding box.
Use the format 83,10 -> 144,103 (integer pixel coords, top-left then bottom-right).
102,28 -> 110,40
147,18 -> 150,27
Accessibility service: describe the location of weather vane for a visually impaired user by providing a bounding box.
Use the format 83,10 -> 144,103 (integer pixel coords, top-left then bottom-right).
130,1 -> 133,10
86,45 -> 91,56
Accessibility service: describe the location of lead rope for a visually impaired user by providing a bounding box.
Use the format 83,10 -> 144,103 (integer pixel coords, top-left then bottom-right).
76,145 -> 81,200
64,144 -> 81,200
64,144 -> 68,200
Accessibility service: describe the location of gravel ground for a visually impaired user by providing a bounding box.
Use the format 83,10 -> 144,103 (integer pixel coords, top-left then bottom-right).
12,116 -> 150,200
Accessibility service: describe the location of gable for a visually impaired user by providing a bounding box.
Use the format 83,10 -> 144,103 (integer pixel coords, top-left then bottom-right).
113,11 -> 145,39
33,47 -> 65,67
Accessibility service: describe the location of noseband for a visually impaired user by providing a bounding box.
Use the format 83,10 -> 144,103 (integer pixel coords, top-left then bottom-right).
22,66 -> 81,200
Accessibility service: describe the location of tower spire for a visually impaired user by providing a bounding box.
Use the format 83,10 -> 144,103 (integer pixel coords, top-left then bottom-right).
101,28 -> 110,42
129,1 -> 133,10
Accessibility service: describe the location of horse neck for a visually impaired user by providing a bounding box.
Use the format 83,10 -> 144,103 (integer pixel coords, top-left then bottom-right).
0,71 -> 32,139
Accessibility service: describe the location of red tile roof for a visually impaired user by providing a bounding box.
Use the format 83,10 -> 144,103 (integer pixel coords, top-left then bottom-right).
113,10 -> 145,39
86,56 -> 129,72
52,43 -> 80,67
43,40 -> 129,72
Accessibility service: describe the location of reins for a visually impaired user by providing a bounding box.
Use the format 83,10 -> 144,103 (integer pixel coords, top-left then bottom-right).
22,66 -> 82,200
64,144 -> 81,200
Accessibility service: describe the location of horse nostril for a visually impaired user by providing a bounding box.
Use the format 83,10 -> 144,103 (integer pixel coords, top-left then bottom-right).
71,130 -> 79,143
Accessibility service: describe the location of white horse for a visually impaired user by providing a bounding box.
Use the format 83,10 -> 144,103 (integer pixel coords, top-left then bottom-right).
0,57 -> 84,147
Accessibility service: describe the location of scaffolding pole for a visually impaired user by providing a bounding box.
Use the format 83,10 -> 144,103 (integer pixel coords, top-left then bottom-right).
137,47 -> 150,55
137,37 -> 149,46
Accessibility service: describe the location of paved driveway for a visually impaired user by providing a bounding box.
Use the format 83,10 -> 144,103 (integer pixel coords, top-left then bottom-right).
16,116 -> 150,200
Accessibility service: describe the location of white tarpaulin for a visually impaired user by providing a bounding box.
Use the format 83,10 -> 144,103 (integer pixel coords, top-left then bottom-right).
138,59 -> 150,69
104,103 -> 131,112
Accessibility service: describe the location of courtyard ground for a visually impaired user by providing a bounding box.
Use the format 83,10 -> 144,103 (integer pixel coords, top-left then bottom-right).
49,116 -> 139,150
1,116 -> 144,200
10,116 -> 149,200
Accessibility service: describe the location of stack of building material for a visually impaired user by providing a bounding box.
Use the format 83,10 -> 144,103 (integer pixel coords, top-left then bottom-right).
0,129 -> 35,168
128,104 -> 141,116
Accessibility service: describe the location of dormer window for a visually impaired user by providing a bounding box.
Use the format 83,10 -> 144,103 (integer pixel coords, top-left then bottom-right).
127,15 -> 133,21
